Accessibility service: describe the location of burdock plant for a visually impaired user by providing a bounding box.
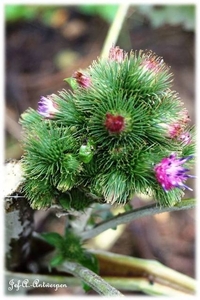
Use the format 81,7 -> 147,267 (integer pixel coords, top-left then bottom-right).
20,46 -> 195,211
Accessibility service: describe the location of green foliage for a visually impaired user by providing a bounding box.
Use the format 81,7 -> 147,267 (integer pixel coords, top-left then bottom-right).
22,178 -> 56,209
138,5 -> 195,31
181,126 -> 195,158
63,77 -> 78,90
42,229 -> 85,266
79,251 -> 99,292
5,5 -> 66,26
5,4 -> 118,26
41,229 -> 99,289
58,188 -> 93,211
5,5 -> 39,22
79,140 -> 95,163
21,122 -> 80,177
20,47 -> 195,210
5,4 -> 195,32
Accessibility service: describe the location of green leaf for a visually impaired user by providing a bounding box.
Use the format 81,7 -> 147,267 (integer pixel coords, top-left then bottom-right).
63,77 -> 78,90
5,5 -> 37,22
82,281 -> 91,292
50,254 -> 65,267
58,189 -> 93,211
80,252 -> 99,275
79,143 -> 94,163
41,232 -> 64,248
79,252 -> 99,291
124,203 -> 133,211
58,194 -> 72,210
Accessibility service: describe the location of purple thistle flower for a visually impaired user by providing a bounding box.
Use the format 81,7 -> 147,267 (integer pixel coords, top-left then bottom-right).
154,153 -> 194,191
38,96 -> 58,118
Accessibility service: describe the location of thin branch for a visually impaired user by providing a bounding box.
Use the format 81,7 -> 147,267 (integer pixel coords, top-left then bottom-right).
81,198 -> 195,241
100,4 -> 130,58
57,261 -> 124,296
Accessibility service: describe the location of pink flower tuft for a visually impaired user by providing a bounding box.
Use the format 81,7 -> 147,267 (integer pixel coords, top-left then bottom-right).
181,109 -> 190,124
38,96 -> 58,118
177,132 -> 191,145
73,71 -> 91,88
105,113 -> 125,133
154,153 -> 194,191
168,123 -> 182,139
141,50 -> 166,74
164,109 -> 191,143
108,46 -> 125,63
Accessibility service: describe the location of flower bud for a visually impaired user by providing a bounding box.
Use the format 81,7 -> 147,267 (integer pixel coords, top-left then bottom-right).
177,132 -> 191,145
140,50 -> 166,74
37,96 -> 58,118
105,113 -> 125,133
108,45 -> 125,63
73,71 -> 91,88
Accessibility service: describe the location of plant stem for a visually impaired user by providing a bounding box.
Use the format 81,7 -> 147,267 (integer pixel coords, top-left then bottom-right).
89,249 -> 196,295
100,4 -> 129,58
57,261 -> 124,296
102,277 -> 191,296
81,198 -> 195,241
6,263 -> 195,296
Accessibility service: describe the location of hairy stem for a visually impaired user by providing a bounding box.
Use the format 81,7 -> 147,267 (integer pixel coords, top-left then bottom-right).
57,261 -> 124,296
81,198 -> 195,241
